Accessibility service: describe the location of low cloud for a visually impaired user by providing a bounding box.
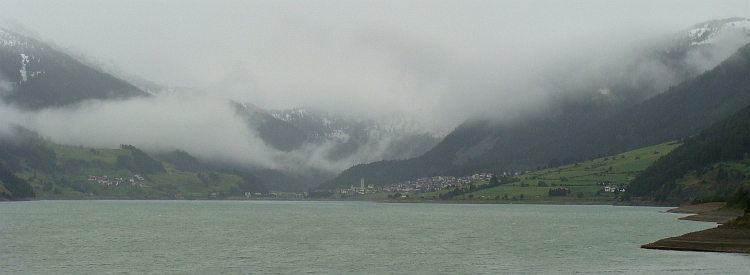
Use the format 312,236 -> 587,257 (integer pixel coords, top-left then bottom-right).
2,1 -> 749,182
1,94 -> 273,168
0,92 -> 433,178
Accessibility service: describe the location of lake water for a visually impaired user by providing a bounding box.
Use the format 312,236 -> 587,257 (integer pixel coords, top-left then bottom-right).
1,201 -> 748,274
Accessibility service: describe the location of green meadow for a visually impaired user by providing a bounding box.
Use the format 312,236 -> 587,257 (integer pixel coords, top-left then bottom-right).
383,141 -> 683,204
19,145 -> 255,199
12,140 -> 685,202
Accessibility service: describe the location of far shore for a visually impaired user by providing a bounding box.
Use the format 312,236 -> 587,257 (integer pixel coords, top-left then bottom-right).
641,203 -> 750,254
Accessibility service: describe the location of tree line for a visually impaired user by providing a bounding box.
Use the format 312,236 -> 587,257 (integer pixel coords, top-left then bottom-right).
627,102 -> 750,199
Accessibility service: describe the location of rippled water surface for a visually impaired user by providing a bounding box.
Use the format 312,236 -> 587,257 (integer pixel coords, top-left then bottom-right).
1,200 -> 748,274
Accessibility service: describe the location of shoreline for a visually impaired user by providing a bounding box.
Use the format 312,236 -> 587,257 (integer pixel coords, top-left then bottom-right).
641,203 -> 750,254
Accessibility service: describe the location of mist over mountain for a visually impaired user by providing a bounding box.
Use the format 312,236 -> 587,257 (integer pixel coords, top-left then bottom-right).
0,28 -> 148,109
228,103 -> 441,190
322,18 -> 750,189
269,107 -> 440,161
0,27 -> 443,191
1,13 -> 749,192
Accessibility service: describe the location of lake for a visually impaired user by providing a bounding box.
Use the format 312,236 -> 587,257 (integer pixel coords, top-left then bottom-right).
1,201 -> 748,274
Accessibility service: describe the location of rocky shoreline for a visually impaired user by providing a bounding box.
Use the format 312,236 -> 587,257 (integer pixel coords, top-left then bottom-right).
641,203 -> 750,253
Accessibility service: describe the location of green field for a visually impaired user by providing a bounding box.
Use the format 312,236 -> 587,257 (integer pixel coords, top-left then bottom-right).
7,140 -> 686,202
377,141 -> 683,204
16,145 -> 264,199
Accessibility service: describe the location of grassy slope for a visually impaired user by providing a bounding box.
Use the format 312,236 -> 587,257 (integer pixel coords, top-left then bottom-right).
377,141 -> 683,203
17,145 -> 252,199
672,160 -> 750,202
0,185 -> 10,196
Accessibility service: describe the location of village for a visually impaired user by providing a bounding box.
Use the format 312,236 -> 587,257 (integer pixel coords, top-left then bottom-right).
324,171 -> 626,198
335,173 -> 498,196
88,174 -> 148,188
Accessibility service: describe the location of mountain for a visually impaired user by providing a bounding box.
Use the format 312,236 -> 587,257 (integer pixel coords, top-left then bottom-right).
0,27 -> 440,193
234,103 -> 440,160
0,126 -> 268,199
321,19 -> 750,190
0,28 -> 149,109
230,103 -> 440,191
660,18 -> 750,77
233,102 -> 308,152
269,107 -> 441,161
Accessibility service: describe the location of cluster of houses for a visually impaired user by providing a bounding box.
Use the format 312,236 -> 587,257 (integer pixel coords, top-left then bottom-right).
329,174 -> 626,197
598,182 -> 626,193
336,173 -> 497,196
88,174 -> 148,188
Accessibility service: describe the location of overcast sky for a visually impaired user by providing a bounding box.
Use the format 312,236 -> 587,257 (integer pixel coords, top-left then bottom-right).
1,0 -> 748,132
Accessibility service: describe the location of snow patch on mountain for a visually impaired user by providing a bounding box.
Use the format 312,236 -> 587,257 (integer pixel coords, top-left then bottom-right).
271,107 -> 440,141
19,53 -> 28,81
686,18 -> 750,46
0,29 -> 25,47
1,29 -> 46,83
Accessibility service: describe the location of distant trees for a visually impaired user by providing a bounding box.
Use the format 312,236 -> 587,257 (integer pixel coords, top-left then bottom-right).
195,172 -> 223,187
438,175 -> 517,200
0,126 -> 56,174
548,158 -> 561,168
439,186 -> 464,200
0,163 -> 35,199
116,155 -> 132,170
628,102 -> 750,198
548,188 -> 570,197
118,145 -> 166,174
197,173 -> 210,186
231,169 -> 268,194
154,150 -> 206,172
489,175 -> 499,187
727,188 -> 750,213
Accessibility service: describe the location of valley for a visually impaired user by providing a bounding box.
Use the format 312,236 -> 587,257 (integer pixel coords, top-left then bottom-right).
1,17 -> 750,208
322,141 -> 684,204
3,3 -> 750,273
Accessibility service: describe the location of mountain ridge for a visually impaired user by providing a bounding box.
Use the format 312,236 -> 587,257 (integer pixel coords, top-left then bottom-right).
0,28 -> 149,109
320,20 -> 750,190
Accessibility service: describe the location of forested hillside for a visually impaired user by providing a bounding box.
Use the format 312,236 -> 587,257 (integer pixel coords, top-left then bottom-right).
0,126 -> 268,199
322,41 -> 750,190
627,103 -> 750,200
0,163 -> 35,199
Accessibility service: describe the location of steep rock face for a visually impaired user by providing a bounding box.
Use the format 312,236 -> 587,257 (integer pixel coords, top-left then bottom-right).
321,19 -> 750,190
0,29 -> 148,109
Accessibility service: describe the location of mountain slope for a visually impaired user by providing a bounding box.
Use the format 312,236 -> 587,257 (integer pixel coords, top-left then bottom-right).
627,102 -> 750,198
0,162 -> 35,199
269,107 -> 441,161
321,21 -> 750,190
233,102 -> 308,152
0,126 -> 268,198
565,41 -> 750,158
0,28 -> 148,109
